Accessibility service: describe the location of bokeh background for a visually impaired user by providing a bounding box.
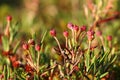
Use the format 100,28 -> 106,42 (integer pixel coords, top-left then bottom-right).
0,0 -> 120,45
0,0 -> 120,79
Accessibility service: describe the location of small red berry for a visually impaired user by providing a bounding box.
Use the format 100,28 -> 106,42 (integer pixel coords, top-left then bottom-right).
107,35 -> 112,41
67,22 -> 74,29
7,15 -> 12,22
35,44 -> 41,51
28,39 -> 35,45
50,29 -> 56,37
63,31 -> 69,37
80,26 -> 86,31
22,43 -> 29,50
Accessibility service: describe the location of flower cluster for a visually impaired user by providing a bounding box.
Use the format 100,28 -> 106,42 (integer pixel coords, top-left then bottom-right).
49,22 -> 115,80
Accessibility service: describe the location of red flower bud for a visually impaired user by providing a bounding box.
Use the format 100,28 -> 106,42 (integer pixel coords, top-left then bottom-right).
107,35 -> 112,41
63,31 -> 69,37
80,26 -> 86,31
87,30 -> 95,36
22,43 -> 29,50
2,51 -> 10,56
12,61 -> 20,68
9,55 -> 17,62
35,44 -> 41,51
73,25 -> 79,31
67,22 -> 74,29
87,30 -> 95,41
7,15 -> 12,22
28,39 -> 35,45
0,74 -> 4,79
50,29 -> 56,37
25,64 -> 34,73
87,35 -> 94,41
73,66 -> 79,71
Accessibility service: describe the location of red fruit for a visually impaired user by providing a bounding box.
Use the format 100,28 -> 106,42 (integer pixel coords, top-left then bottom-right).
107,36 -> 112,41
50,29 -> 56,37
35,44 -> 41,51
80,26 -> 86,31
28,39 -> 35,45
22,43 -> 29,50
63,31 -> 69,37
7,15 -> 12,22
67,22 -> 74,29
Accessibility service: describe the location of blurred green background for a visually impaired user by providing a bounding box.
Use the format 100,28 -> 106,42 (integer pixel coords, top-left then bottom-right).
0,0 -> 120,42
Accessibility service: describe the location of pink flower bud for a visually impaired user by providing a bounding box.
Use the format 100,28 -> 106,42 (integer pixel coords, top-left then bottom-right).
50,29 -> 56,37
28,39 -> 35,45
22,43 -> 29,50
7,15 -> 12,22
87,35 -> 94,41
87,30 -> 95,36
96,31 -> 102,36
80,26 -> 86,31
35,44 -> 41,51
73,25 -> 79,31
87,30 -> 95,41
67,22 -> 74,29
0,74 -> 4,79
107,35 -> 112,41
63,31 -> 69,37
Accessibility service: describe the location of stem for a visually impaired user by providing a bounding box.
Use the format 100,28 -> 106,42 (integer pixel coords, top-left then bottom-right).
54,37 -> 62,52
65,37 -> 68,48
54,37 -> 65,58
76,29 -> 81,41
37,51 -> 40,72
88,40 -> 91,49
100,36 -> 105,50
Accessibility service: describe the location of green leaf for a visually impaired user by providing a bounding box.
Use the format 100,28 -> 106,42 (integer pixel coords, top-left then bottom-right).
2,36 -> 9,51
41,31 -> 47,44
13,41 -> 20,54
85,49 -> 90,72
110,55 -> 117,64
99,52 -> 109,64
100,72 -> 108,78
